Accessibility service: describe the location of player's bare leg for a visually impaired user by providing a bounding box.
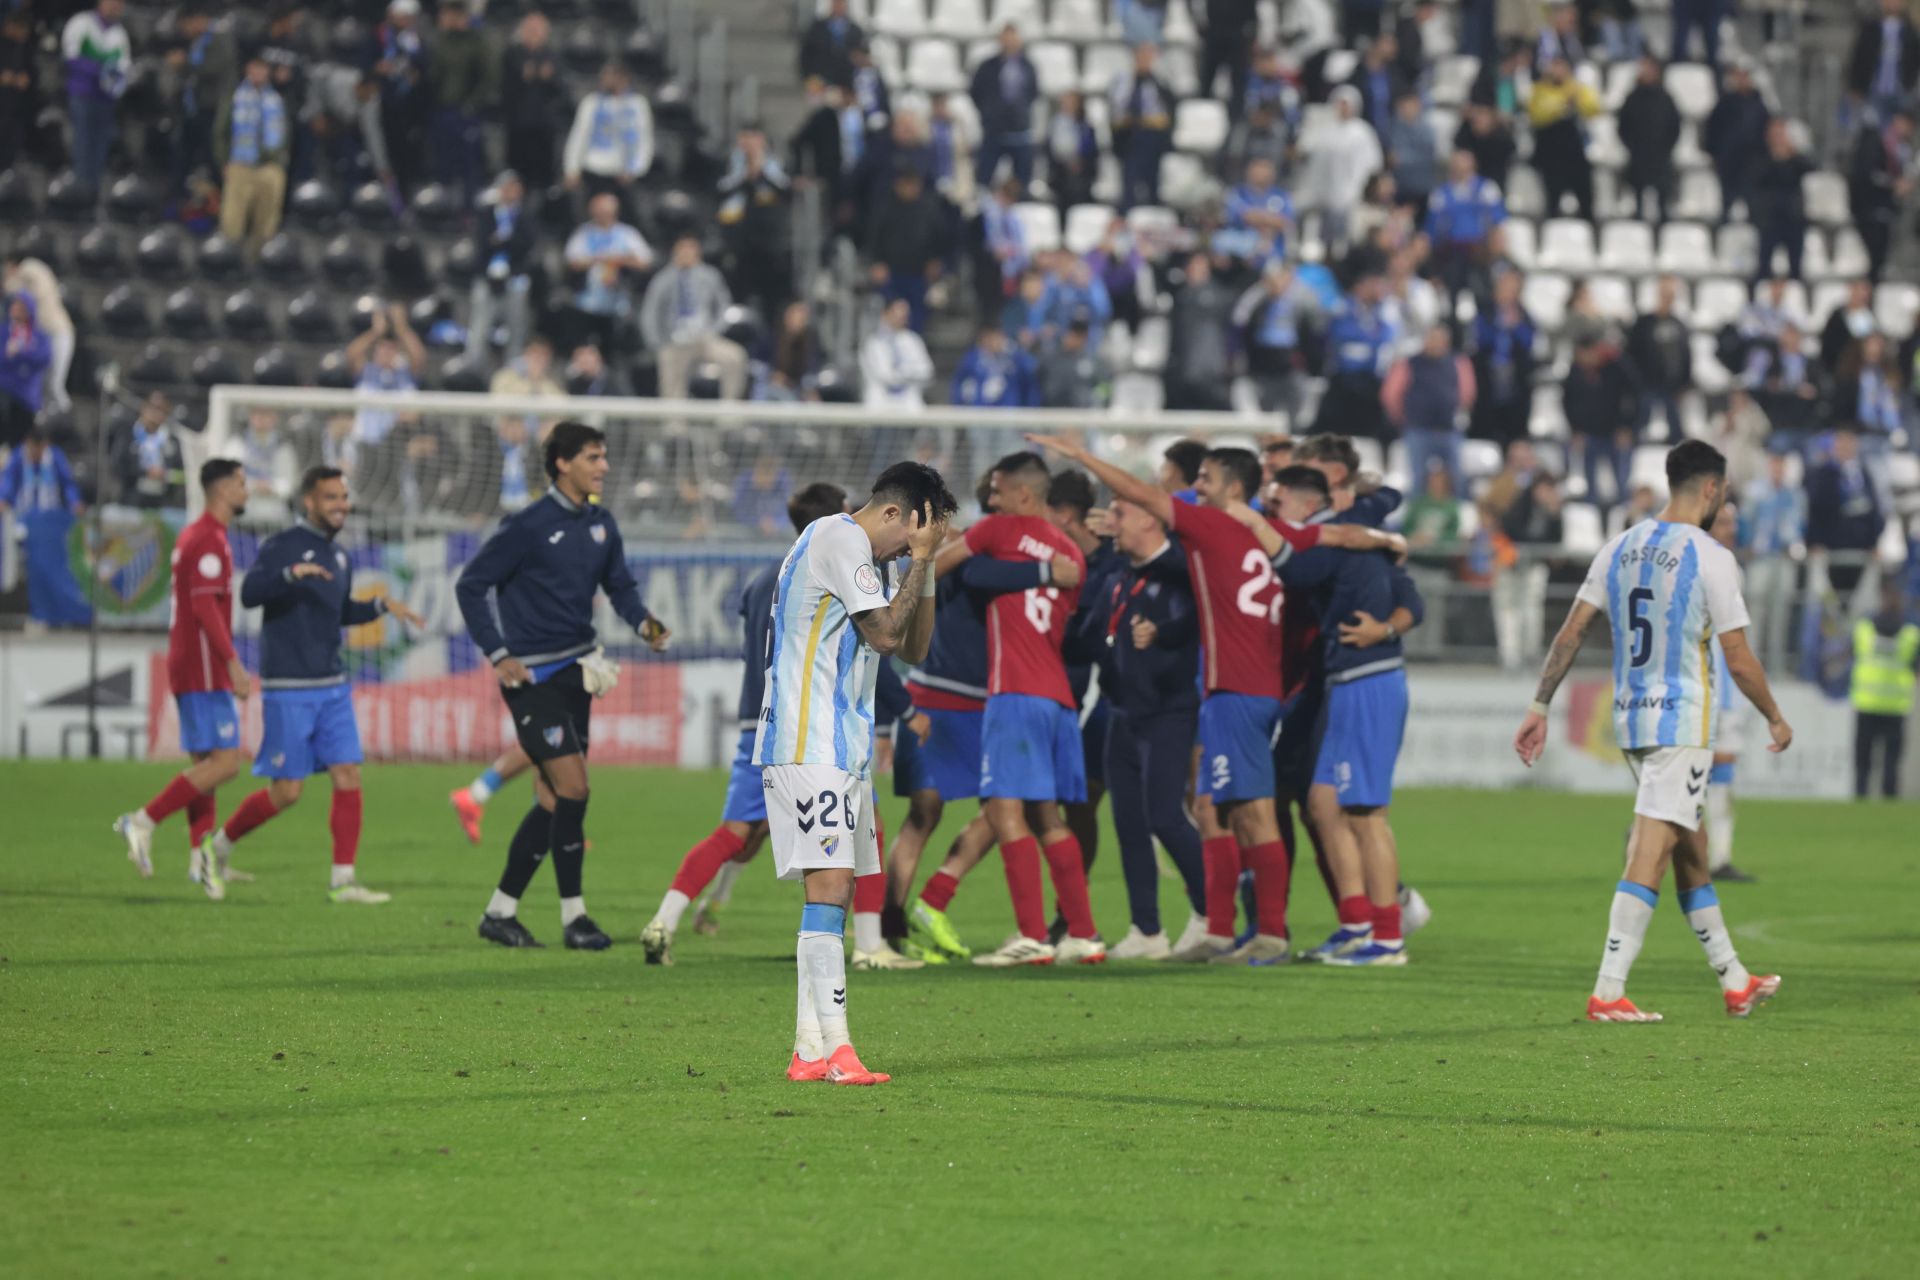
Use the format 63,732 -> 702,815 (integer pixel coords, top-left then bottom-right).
119,745 -> 246,889
1200,797 -> 1293,965
1586,814 -> 1677,1022
451,746 -> 533,845
1302,783 -> 1377,960
1671,822 -> 1780,1017
643,818 -> 766,964
973,798 -> 1062,965
789,866 -> 888,1085
911,812 -> 994,960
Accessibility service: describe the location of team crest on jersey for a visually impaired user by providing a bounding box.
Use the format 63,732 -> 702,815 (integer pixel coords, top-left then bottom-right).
336,550 -> 348,569
543,726 -> 565,748
591,524 -> 607,544
854,564 -> 881,594
819,835 -> 840,857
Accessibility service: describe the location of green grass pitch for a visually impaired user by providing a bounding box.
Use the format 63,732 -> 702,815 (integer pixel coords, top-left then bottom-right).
2,762 -> 1916,1278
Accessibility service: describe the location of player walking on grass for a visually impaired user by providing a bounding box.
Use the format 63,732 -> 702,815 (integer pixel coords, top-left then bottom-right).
755,462 -> 955,1085
1515,441 -> 1788,1023
449,747 -> 533,845
455,422 -> 670,950
115,460 -> 252,897
197,466 -> 425,903
1027,435 -> 1400,965
937,453 -> 1101,968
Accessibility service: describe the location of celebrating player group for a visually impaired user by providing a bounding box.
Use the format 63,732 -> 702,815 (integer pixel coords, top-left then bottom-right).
115,420 -> 1791,1087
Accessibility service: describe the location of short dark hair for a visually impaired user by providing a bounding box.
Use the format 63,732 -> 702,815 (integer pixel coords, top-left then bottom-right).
301,465 -> 345,495
1046,469 -> 1096,520
1294,433 -> 1362,480
787,481 -> 848,533
200,458 -> 244,490
1665,439 -> 1727,493
545,421 -> 606,480
1273,464 -> 1331,504
1205,447 -> 1261,502
974,470 -> 995,511
1163,439 -> 1207,484
871,461 -> 960,522
991,450 -> 1050,500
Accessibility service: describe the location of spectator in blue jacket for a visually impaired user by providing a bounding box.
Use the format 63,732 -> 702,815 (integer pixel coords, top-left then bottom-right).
1222,157 -> 1296,266
1312,274 -> 1396,441
952,324 -> 1039,409
1467,269 -> 1537,447
970,24 -> 1039,193
1424,147 -> 1507,308
1036,253 -> 1113,354
0,292 -> 52,446
0,427 -> 90,627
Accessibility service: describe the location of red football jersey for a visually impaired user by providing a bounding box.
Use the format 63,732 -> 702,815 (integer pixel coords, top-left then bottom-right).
964,514 -> 1084,709
1169,503 -> 1321,699
166,513 -> 238,694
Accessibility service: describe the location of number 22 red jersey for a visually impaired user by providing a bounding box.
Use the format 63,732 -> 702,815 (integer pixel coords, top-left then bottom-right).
964,514 -> 1084,709
166,512 -> 238,694
1168,501 -> 1320,700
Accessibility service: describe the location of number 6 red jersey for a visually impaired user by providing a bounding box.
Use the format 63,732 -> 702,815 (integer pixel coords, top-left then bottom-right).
1168,502 -> 1320,700
964,514 -> 1085,709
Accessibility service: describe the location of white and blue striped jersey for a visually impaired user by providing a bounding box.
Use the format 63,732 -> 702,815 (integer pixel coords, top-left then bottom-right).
752,514 -> 892,779
1575,519 -> 1751,750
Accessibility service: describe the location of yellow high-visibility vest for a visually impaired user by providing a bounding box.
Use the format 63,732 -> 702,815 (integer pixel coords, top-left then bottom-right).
1851,619 -> 1920,716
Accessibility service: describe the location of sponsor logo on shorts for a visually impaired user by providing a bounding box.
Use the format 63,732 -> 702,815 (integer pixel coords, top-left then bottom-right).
218,722 -> 236,740
543,726 -> 565,748
1335,761 -> 1353,794
271,753 -> 285,767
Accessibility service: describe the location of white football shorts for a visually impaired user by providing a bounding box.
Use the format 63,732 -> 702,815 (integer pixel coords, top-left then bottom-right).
764,763 -> 880,881
1622,746 -> 1714,831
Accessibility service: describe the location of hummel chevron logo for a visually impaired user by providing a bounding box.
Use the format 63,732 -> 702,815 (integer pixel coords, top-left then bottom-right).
832,987 -> 846,1007
1606,938 -> 1621,952
1689,767 -> 1705,781
796,795 -> 816,834
1695,927 -> 1711,944
1687,783 -> 1703,796
1714,964 -> 1730,977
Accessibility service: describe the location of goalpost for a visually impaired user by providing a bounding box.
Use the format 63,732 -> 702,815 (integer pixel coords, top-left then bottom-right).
183,387 -> 1287,769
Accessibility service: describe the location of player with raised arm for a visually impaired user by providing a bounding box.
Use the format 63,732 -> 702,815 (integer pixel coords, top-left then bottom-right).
200,466 -> 426,902
1515,440 -> 1789,1023
114,459 -> 252,897
1027,433 -> 1401,965
455,422 -> 671,950
757,462 -> 955,1085
935,452 -> 1099,967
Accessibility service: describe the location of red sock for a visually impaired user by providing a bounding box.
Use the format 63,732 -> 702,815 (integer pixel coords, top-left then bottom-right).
854,871 -> 885,914
144,774 -> 204,825
1042,834 -> 1097,939
222,789 -> 281,843
919,870 -> 960,911
1000,836 -> 1048,940
1337,894 -> 1373,929
329,789 -> 363,867
1373,901 -> 1404,943
670,825 -> 746,897
186,792 -> 217,849
1245,840 -> 1292,938
1203,835 -> 1241,937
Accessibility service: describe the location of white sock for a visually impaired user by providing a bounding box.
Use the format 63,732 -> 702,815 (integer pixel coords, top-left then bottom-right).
486,889 -> 519,919
655,889 -> 692,932
1680,884 -> 1751,992
709,860 -> 743,906
793,949 -> 824,1061
1593,881 -> 1657,1002
1706,782 -> 1734,872
798,903 -> 851,1054
853,911 -> 884,954
330,864 -> 354,889
560,896 -> 587,926
129,808 -> 156,832
211,828 -> 235,860
467,774 -> 495,804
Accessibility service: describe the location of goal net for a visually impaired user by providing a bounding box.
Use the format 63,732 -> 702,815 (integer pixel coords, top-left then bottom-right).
180,387 -> 1269,768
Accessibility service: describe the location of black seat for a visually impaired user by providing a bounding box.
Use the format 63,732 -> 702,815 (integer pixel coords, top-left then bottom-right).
75,227 -> 126,279
814,366 -> 857,403
349,293 -> 385,333
382,235 -> 429,292
536,184 -> 576,239
562,25 -> 604,75
409,183 -> 462,232
0,168 -> 32,220
100,284 -> 153,338
106,175 -> 159,225
290,179 -> 341,230
10,224 -> 64,271
328,17 -> 366,61
163,288 -> 212,337
623,29 -> 663,80
46,170 -> 96,221
287,289 -> 340,341
223,289 -> 272,339
351,180 -> 395,229
444,236 -> 480,285
196,233 -> 245,282
257,233 -> 306,284
128,341 -> 181,386
439,355 -> 489,392
720,304 -> 764,354
408,292 -> 450,335
252,347 -> 302,386
192,345 -> 244,387
316,349 -> 356,389
136,226 -> 190,280
321,233 -> 373,287
652,189 -> 698,244
653,80 -> 694,130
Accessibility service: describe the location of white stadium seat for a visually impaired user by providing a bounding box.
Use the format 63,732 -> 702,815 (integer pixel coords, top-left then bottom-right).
1504,165 -> 1546,219
1587,275 -> 1636,323
1875,283 -> 1919,340
1522,272 -> 1570,331
1172,99 -> 1229,154
1110,371 -> 1165,414
1432,55 -> 1479,107
1802,228 -> 1833,279
1029,41 -> 1079,96
1808,281 -> 1852,329
1562,502 -> 1606,557
1502,217 -> 1537,268
1585,115 -> 1626,168
1080,42 -> 1129,94
965,38 -> 997,69
1048,0 -> 1110,41
868,34 -> 904,85
1690,335 -> 1730,394
1665,63 -> 1717,119
1529,383 -> 1568,438
1690,278 -> 1748,332
1130,316 -> 1171,372
1535,219 -> 1596,273
1161,0 -> 1199,47
1715,221 -> 1757,276
871,0 -> 928,38
1655,222 -> 1714,277
1673,169 -> 1722,222
1830,228 -> 1871,278
1161,45 -> 1199,96
1010,200 -> 1061,252
987,0 -> 1043,35
1157,151 -> 1213,208
905,38 -> 965,93
929,0 -> 990,40
1603,60 -> 1636,110
1803,171 -> 1850,225
1634,275 -> 1687,317
1598,220 -> 1654,274
1063,202 -> 1115,254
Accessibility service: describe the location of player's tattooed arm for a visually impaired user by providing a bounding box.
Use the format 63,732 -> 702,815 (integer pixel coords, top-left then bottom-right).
855,503 -> 947,662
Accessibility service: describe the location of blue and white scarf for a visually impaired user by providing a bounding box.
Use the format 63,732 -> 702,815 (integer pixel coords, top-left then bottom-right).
134,424 -> 169,472
500,437 -> 529,510
229,83 -> 286,167
590,93 -> 643,166
18,454 -> 63,514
